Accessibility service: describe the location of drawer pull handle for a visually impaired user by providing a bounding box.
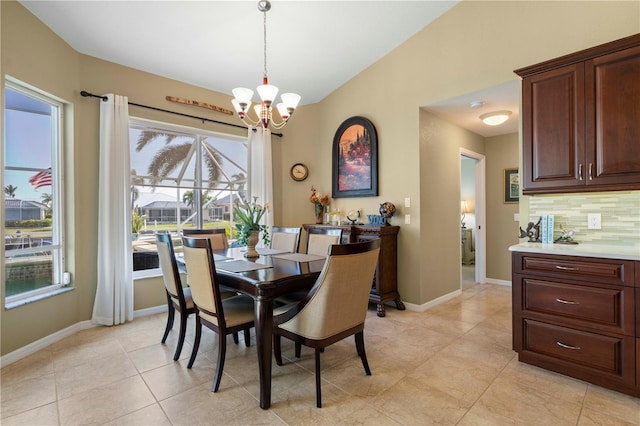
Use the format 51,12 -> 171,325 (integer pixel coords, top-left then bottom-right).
556,341 -> 580,350
578,164 -> 583,181
555,265 -> 578,271
555,298 -> 579,305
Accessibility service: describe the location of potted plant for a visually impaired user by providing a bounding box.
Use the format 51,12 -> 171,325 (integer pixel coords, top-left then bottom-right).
131,206 -> 146,240
233,197 -> 270,258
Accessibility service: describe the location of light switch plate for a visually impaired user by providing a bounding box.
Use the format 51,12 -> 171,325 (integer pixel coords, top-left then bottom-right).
404,197 -> 411,208
587,213 -> 602,229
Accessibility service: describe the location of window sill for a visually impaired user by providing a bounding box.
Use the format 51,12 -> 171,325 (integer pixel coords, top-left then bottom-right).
133,268 -> 163,280
5,286 -> 75,310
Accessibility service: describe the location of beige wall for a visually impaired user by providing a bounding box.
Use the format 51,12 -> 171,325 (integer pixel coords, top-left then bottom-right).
485,133 -> 520,281
2,0 -> 639,355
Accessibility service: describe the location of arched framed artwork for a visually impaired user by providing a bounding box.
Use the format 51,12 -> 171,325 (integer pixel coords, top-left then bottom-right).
332,116 -> 378,198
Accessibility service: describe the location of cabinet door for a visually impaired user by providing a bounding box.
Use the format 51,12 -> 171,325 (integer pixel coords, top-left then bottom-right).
585,45 -> 640,186
522,63 -> 585,193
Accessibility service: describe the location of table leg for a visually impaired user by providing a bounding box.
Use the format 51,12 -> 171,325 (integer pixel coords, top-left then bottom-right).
255,296 -> 273,409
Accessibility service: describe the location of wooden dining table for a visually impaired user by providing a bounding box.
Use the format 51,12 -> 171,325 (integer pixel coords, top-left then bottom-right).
188,247 -> 326,409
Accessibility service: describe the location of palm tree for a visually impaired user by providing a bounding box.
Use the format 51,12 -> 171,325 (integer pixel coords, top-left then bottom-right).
130,169 -> 144,206
182,190 -> 194,207
41,193 -> 52,207
231,172 -> 247,202
4,184 -> 17,198
135,131 -> 223,188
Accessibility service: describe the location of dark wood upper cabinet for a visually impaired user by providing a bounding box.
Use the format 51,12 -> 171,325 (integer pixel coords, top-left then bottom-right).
516,34 -> 640,194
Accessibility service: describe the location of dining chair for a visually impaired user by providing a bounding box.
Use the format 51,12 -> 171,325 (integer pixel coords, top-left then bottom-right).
273,239 -> 381,407
182,228 -> 229,250
270,226 -> 302,253
275,227 -> 344,307
156,232 -> 196,361
181,235 -> 256,392
305,227 -> 343,256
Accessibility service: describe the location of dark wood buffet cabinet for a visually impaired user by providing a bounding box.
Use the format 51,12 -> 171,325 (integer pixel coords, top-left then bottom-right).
515,33 -> 640,194
303,224 -> 403,317
512,251 -> 639,398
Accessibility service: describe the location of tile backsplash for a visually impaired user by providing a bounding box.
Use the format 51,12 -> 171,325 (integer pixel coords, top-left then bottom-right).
528,191 -> 639,246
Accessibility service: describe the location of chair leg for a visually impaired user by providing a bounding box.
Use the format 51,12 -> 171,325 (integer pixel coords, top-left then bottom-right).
161,301 -> 175,343
315,348 -> 322,408
173,311 -> 187,361
212,331 -> 227,392
274,334 -> 283,366
187,315 -> 201,369
295,342 -> 302,358
355,331 -> 371,376
243,328 -> 251,347
232,332 -> 239,344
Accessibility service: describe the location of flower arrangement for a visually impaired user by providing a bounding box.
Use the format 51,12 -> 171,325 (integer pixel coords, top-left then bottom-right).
309,186 -> 330,209
233,196 -> 270,246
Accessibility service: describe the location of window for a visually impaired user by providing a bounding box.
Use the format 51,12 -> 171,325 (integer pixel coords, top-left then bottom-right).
3,81 -> 66,305
129,118 -> 247,272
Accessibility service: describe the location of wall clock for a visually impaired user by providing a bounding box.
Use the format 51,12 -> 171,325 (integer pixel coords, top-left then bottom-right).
290,163 -> 309,181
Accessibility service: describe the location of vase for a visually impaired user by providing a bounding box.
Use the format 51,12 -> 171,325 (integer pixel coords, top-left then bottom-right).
245,230 -> 260,258
314,203 -> 324,224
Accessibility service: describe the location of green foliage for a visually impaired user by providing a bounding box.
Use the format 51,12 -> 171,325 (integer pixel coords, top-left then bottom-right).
5,219 -> 52,228
233,197 -> 270,246
131,206 -> 146,234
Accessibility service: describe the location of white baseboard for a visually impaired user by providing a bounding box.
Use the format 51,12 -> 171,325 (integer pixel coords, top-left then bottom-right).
1,304 -> 167,368
402,289 -> 462,313
485,278 -> 512,287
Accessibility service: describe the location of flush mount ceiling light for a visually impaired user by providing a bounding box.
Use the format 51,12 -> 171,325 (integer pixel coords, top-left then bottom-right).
231,0 -> 301,130
480,110 -> 512,126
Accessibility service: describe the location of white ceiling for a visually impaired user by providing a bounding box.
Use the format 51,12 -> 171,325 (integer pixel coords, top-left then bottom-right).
19,0 -> 518,137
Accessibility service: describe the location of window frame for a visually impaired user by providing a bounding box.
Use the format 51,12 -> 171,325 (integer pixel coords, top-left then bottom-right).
3,78 -> 67,307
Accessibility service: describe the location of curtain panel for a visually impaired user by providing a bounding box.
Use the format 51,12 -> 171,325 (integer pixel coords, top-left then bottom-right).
92,94 -> 134,325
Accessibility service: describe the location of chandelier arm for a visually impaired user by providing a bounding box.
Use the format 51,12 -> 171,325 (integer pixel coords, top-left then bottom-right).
239,115 -> 260,128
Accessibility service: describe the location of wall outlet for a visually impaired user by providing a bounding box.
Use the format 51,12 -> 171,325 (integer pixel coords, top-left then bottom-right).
514,213 -> 520,222
404,214 -> 411,224
587,213 -> 602,230
63,272 -> 71,285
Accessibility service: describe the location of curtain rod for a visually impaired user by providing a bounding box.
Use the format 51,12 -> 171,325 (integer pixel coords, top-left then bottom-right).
80,91 -> 283,137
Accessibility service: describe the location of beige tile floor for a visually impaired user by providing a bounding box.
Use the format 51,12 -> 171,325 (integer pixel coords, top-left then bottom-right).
2,283 -> 639,425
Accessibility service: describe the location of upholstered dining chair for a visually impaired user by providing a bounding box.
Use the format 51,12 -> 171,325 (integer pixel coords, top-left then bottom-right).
305,227 -> 343,256
181,235 -> 256,392
275,227 -> 344,308
273,239 -> 381,408
156,232 -> 196,361
182,228 -> 229,250
270,226 -> 302,253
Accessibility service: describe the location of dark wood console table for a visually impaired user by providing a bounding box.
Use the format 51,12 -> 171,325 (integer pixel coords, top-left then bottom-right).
303,224 -> 404,316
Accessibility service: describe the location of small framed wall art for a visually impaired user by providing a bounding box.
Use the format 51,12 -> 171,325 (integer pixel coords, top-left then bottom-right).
332,116 -> 378,198
504,168 -> 519,203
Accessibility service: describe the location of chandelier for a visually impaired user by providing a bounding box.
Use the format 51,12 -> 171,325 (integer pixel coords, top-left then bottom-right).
231,0 -> 301,130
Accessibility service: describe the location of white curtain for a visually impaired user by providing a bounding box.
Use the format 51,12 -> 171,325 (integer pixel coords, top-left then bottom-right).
92,94 -> 133,326
247,127 -> 274,245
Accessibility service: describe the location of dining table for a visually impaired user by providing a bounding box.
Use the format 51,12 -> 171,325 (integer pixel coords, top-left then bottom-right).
180,246 -> 326,409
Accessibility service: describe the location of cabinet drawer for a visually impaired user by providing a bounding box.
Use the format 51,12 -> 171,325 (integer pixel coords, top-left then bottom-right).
514,253 -> 634,286
521,278 -> 634,335
523,319 -> 633,379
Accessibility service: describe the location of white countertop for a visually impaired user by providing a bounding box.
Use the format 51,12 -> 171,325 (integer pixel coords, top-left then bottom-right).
509,242 -> 640,261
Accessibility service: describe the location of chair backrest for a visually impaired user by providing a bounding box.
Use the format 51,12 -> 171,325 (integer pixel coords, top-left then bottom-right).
279,239 -> 381,340
271,226 -> 302,253
183,228 -> 229,250
306,228 -> 343,256
156,233 -> 186,306
181,236 -> 225,325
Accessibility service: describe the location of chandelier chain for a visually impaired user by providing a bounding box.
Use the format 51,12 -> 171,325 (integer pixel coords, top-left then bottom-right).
263,9 -> 268,79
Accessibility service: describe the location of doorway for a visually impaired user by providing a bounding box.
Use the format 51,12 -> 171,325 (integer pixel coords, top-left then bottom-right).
460,149 -> 486,288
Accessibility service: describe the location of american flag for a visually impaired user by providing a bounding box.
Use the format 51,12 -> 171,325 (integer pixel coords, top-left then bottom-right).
29,170 -> 52,190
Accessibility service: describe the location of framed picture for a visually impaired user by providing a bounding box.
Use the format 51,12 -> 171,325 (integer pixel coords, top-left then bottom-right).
332,116 -> 378,198
504,168 -> 519,203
